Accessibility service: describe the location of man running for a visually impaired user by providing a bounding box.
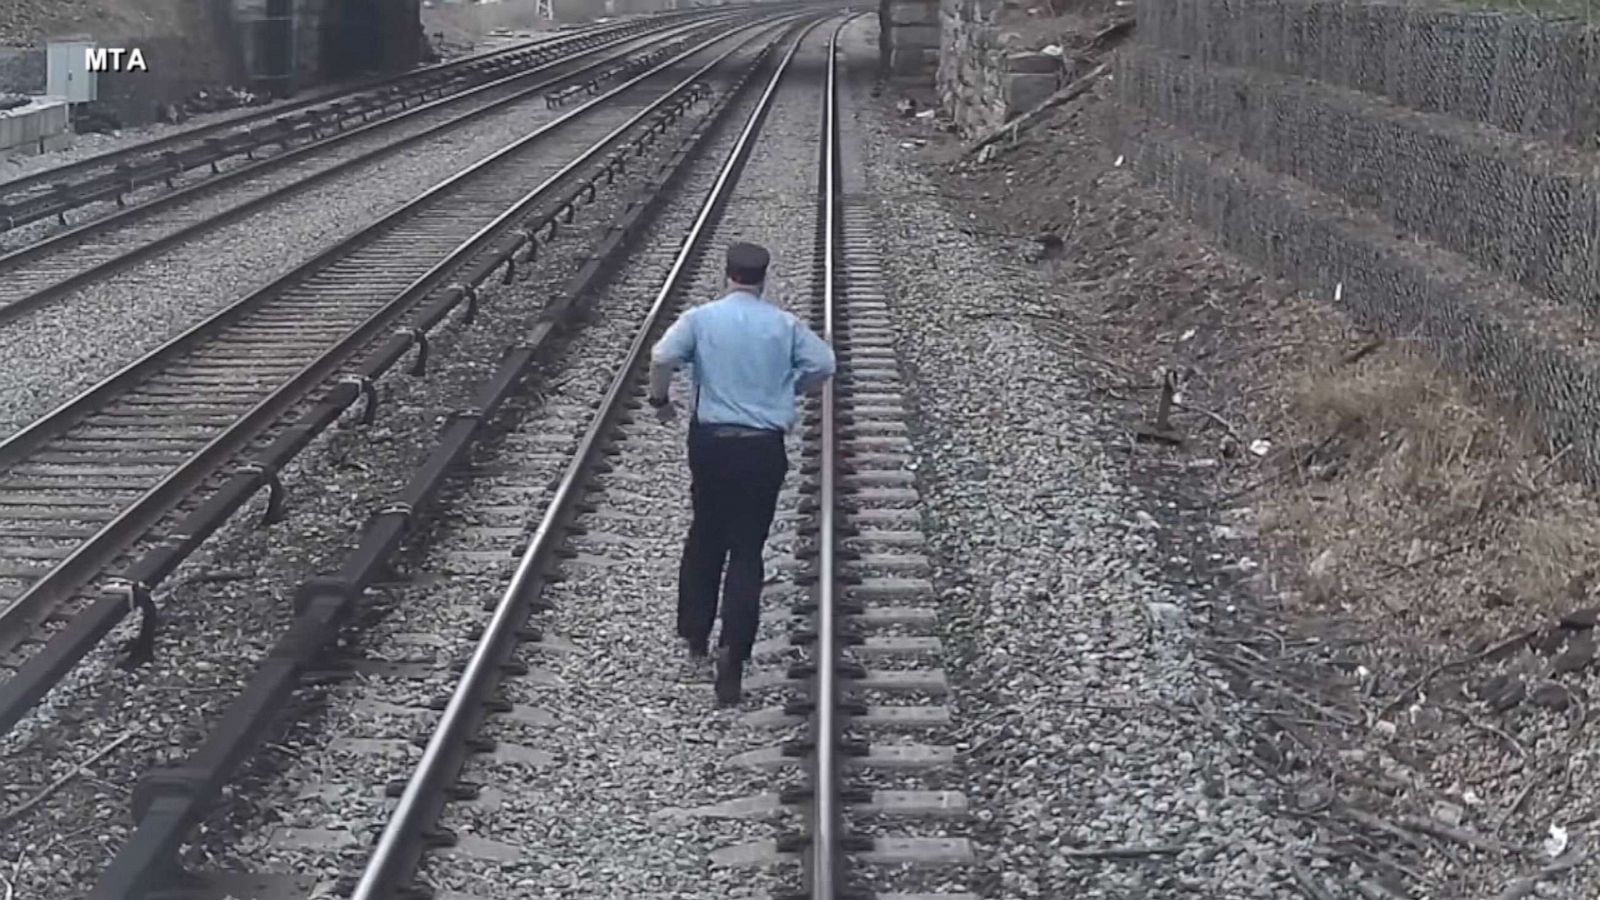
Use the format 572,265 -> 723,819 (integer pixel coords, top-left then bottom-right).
646,241 -> 837,706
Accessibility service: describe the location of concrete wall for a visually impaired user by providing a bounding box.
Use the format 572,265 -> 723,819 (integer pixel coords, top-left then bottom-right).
1111,0 -> 1600,485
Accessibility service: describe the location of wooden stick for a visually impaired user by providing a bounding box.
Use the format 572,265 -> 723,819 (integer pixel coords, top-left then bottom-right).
1191,404 -> 1246,446
0,730 -> 136,827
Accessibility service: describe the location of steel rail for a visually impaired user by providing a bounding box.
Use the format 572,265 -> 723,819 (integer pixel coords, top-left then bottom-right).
0,15 -> 800,732
810,15 -> 848,898
348,16 -> 828,899
0,12 -> 701,205
0,13 -> 746,325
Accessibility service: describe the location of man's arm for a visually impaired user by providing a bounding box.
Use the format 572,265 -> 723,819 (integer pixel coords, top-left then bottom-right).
648,310 -> 695,404
791,319 -> 836,396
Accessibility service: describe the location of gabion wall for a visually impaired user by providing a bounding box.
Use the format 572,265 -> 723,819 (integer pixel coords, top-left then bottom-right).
1135,0 -> 1600,148
1112,0 -> 1600,485
1116,48 -> 1600,318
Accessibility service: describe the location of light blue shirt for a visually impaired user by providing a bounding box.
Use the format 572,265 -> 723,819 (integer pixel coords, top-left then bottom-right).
651,289 -> 836,432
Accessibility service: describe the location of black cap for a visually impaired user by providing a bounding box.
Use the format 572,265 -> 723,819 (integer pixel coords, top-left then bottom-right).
726,241 -> 769,284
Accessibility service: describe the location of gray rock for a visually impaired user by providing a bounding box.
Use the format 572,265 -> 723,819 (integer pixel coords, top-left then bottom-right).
1531,681 -> 1571,711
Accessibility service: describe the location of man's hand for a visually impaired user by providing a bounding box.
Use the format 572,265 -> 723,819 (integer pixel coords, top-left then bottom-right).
652,399 -> 677,425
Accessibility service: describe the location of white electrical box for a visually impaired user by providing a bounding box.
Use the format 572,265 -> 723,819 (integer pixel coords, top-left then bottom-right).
47,38 -> 98,104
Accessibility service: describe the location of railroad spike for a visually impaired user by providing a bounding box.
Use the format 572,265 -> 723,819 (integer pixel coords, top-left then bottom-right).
110,580 -> 159,670
422,825 -> 457,848
406,328 -> 430,376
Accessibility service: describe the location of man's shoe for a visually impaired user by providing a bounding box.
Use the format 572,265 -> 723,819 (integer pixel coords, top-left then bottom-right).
681,655 -> 713,683
680,639 -> 712,683
714,648 -> 743,707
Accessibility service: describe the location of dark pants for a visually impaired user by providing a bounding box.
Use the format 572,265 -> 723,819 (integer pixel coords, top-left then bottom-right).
677,423 -> 788,665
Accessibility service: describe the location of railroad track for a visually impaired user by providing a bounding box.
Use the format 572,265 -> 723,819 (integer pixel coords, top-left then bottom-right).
773,26 -> 975,893
0,11 -> 712,241
0,11 -> 749,323
73,17 -> 809,899
359,18 -> 976,896
0,12 -> 807,738
112,13 -> 972,898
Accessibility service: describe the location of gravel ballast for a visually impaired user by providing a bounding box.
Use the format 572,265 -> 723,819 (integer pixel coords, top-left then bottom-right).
838,20 -> 1316,899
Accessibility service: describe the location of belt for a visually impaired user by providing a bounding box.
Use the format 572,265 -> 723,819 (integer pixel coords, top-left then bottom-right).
698,423 -> 782,438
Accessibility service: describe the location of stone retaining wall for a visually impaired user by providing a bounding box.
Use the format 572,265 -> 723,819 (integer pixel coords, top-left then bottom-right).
935,0 -> 1061,134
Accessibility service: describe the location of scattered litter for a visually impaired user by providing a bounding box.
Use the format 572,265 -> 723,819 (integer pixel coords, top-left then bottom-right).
915,108 -> 935,119
1042,44 -> 1064,57
1308,548 -> 1335,578
1248,438 -> 1272,457
1179,327 -> 1196,342
1463,789 -> 1481,806
1114,155 -> 1124,167
1375,720 -> 1397,737
1334,281 -> 1344,301
1545,824 -> 1569,858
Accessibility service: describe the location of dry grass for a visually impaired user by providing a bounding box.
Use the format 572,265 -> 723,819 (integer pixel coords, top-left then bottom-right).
1259,342 -> 1600,648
